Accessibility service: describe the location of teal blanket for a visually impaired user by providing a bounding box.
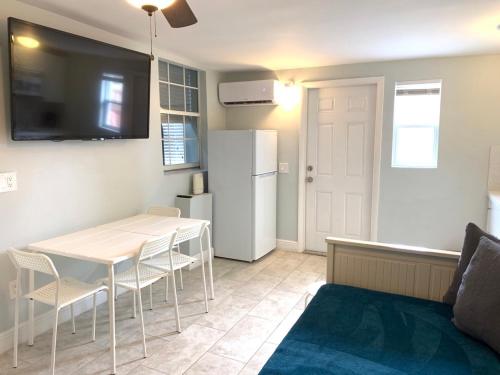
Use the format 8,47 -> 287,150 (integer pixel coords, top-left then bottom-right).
260,284 -> 500,374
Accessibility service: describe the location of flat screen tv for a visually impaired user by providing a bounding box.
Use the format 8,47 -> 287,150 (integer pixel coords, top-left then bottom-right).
8,18 -> 151,141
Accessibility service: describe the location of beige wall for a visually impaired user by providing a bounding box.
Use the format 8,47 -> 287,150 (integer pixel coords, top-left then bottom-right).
221,53 -> 500,250
0,0 -> 224,334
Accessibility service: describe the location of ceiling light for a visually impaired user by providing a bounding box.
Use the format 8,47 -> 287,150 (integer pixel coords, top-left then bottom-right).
126,0 -> 175,10
15,36 -> 39,49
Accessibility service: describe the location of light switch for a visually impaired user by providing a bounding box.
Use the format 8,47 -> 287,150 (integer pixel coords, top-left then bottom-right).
279,163 -> 289,174
0,172 -> 17,193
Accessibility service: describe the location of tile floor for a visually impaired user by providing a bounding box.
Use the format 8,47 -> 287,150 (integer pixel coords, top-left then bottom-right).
0,250 -> 326,375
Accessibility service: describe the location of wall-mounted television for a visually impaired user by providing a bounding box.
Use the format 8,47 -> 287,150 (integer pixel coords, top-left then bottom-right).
8,18 -> 151,141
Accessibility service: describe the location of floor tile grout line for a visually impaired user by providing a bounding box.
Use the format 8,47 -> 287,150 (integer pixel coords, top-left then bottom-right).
200,267 -> 294,367
202,255 -> 312,371
183,350 -> 247,374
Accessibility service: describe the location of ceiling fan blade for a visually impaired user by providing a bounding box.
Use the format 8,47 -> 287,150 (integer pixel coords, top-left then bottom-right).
162,0 -> 197,28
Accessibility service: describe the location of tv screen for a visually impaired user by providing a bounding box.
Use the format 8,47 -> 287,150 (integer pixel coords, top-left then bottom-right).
8,18 -> 151,141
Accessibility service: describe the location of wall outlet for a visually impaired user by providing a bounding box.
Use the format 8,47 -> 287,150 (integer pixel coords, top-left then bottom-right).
0,172 -> 17,193
9,280 -> 18,299
279,162 -> 289,174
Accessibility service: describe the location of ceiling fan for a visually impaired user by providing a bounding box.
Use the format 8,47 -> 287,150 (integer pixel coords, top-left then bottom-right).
127,0 -> 198,59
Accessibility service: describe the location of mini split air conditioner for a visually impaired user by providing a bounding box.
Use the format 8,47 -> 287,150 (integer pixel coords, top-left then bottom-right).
219,80 -> 280,107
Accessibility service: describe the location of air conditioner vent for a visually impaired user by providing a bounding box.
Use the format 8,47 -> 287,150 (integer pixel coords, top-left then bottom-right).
219,80 -> 280,107
223,100 -> 274,106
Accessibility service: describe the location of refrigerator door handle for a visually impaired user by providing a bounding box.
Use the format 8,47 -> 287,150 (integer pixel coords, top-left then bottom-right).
253,171 -> 277,178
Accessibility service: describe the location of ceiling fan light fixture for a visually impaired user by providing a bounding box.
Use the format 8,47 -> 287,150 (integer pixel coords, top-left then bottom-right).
126,0 -> 175,10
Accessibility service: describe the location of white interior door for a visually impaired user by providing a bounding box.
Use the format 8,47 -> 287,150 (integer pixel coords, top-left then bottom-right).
305,85 -> 376,252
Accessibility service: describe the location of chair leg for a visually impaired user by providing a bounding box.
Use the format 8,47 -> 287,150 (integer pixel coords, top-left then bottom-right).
149,284 -> 153,311
178,268 -> 184,290
164,276 -> 169,302
29,270 -> 34,346
92,294 -> 97,342
205,226 -> 215,300
175,245 -> 184,291
199,235 -> 209,313
136,289 -> 147,358
50,308 -> 59,375
135,268 -> 147,358
132,290 -> 137,319
12,274 -> 20,368
170,272 -> 181,333
71,304 -> 76,334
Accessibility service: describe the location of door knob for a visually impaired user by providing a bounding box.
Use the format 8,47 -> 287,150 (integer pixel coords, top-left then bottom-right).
307,165 -> 313,172
306,176 -> 313,183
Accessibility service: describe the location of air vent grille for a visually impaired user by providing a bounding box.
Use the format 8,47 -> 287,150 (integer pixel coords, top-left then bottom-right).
223,100 -> 274,106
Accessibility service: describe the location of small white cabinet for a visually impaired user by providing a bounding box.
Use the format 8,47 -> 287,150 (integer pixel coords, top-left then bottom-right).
175,193 -> 213,257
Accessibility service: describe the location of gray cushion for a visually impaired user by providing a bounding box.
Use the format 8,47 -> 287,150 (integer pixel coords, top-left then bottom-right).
443,223 -> 500,305
453,236 -> 500,354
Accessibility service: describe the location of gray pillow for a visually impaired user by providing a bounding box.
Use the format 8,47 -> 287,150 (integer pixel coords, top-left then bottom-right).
453,236 -> 500,354
443,223 -> 500,305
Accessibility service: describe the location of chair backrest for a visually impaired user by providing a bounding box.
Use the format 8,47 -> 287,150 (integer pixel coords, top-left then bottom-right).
147,206 -> 181,218
175,222 -> 206,245
138,231 -> 177,261
8,248 -> 59,278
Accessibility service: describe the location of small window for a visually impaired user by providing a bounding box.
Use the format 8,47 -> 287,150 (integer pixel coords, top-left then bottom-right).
158,60 -> 200,170
392,80 -> 442,168
161,115 -> 199,167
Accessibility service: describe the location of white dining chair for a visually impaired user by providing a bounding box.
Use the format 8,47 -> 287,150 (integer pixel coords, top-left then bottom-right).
147,206 -> 184,301
143,222 -> 210,323
114,206 -> 183,307
108,231 -> 177,358
7,248 -> 108,375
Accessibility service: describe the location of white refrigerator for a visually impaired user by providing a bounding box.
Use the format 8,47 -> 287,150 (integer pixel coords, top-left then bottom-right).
208,130 -> 277,262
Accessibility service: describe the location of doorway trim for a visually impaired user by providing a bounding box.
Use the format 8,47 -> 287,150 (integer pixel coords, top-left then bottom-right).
297,77 -> 385,251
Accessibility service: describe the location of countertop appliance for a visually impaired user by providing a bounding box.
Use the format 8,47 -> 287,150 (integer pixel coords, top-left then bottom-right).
208,130 -> 277,261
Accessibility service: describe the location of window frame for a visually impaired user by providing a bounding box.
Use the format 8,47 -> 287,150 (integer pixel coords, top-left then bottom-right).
158,59 -> 201,171
391,79 -> 443,169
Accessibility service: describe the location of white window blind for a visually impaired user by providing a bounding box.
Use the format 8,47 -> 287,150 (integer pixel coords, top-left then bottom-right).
392,80 -> 442,169
158,60 -> 200,170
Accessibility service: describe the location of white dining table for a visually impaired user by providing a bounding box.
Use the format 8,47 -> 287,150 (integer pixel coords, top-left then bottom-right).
28,214 -> 214,374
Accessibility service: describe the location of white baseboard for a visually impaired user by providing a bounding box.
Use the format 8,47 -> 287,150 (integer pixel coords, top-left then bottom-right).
276,239 -> 302,252
0,290 -> 112,355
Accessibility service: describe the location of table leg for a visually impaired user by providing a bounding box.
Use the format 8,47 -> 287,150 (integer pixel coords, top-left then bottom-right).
108,264 -> 116,375
205,226 -> 215,300
28,270 -> 34,346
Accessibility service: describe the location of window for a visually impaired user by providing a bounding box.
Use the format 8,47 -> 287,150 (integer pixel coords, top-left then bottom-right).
392,80 -> 442,168
99,73 -> 124,133
159,60 -> 200,170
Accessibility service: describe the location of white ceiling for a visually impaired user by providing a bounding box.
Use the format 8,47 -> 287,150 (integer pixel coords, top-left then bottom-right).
18,0 -> 500,71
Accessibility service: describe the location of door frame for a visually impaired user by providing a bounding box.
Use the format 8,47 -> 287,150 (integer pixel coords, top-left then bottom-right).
298,77 -> 385,251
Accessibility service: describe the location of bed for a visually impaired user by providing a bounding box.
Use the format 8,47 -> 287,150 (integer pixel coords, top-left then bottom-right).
260,284 -> 500,374
260,238 -> 500,374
